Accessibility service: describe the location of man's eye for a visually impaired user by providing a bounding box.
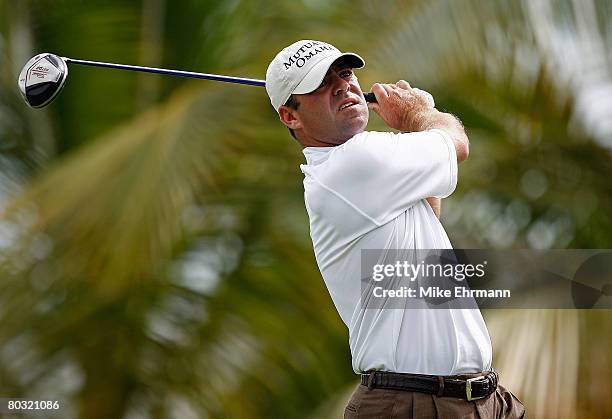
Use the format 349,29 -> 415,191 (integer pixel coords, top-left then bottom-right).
340,70 -> 353,79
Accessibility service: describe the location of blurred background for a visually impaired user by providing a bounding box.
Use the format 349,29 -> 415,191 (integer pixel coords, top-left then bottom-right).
1,0 -> 611,417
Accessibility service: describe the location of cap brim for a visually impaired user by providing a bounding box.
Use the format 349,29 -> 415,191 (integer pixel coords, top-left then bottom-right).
292,52 -> 365,95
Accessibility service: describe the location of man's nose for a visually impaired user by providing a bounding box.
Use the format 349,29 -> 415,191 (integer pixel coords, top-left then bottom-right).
331,74 -> 350,96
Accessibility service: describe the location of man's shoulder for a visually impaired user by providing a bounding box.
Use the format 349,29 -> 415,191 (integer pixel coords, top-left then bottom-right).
348,130 -> 394,143
345,130 -> 444,147
338,130 -> 394,153
312,131 -> 395,176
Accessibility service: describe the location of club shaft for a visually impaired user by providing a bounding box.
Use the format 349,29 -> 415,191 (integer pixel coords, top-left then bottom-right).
61,57 -> 377,102
62,57 -> 266,87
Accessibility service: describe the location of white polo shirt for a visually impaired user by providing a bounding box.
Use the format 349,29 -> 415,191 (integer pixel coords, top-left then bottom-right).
300,129 -> 492,375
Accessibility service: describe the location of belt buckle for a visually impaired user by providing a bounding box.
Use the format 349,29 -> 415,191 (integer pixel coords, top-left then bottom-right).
466,376 -> 486,401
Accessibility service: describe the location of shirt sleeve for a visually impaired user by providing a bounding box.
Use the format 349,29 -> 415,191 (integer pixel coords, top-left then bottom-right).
319,129 -> 458,226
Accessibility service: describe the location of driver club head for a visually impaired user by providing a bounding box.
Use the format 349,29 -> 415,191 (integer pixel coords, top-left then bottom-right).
18,53 -> 68,108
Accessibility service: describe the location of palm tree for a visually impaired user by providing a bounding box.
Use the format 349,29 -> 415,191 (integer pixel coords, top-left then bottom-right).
1,0 -> 611,418
373,1 -> 612,417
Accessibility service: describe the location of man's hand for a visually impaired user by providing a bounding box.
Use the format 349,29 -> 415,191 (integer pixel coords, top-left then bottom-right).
368,80 -> 433,131
368,80 -> 469,163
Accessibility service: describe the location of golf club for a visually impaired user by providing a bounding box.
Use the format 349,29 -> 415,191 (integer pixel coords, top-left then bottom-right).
18,53 -> 378,108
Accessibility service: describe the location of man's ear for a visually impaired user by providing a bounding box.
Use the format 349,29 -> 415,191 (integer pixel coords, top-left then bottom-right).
278,106 -> 302,130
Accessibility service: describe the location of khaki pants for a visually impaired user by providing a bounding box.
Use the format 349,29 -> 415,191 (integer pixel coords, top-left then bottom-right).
344,383 -> 525,418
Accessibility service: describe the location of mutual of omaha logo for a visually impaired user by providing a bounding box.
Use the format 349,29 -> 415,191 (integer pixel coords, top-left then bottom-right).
283,41 -> 336,70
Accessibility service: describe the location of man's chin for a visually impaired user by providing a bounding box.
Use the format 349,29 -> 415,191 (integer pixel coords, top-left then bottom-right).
343,114 -> 368,137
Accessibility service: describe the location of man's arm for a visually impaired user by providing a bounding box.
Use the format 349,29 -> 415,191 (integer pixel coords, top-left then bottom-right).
368,80 -> 468,219
426,197 -> 441,218
368,80 -> 469,163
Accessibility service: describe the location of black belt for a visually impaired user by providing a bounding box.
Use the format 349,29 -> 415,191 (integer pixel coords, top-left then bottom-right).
360,370 -> 498,401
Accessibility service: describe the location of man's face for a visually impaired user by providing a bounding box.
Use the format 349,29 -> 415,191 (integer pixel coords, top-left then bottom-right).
280,63 -> 369,146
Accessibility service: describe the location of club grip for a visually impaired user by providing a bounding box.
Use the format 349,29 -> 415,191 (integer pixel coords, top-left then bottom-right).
364,92 -> 377,103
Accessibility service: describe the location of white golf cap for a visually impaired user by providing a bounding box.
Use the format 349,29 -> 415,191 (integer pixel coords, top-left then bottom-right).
265,40 -> 365,112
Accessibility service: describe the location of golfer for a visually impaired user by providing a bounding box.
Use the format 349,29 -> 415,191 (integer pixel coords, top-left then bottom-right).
266,40 -> 525,418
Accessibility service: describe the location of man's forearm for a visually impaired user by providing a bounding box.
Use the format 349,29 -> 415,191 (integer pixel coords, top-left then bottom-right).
369,83 -> 469,162
403,110 -> 469,163
426,197 -> 441,219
